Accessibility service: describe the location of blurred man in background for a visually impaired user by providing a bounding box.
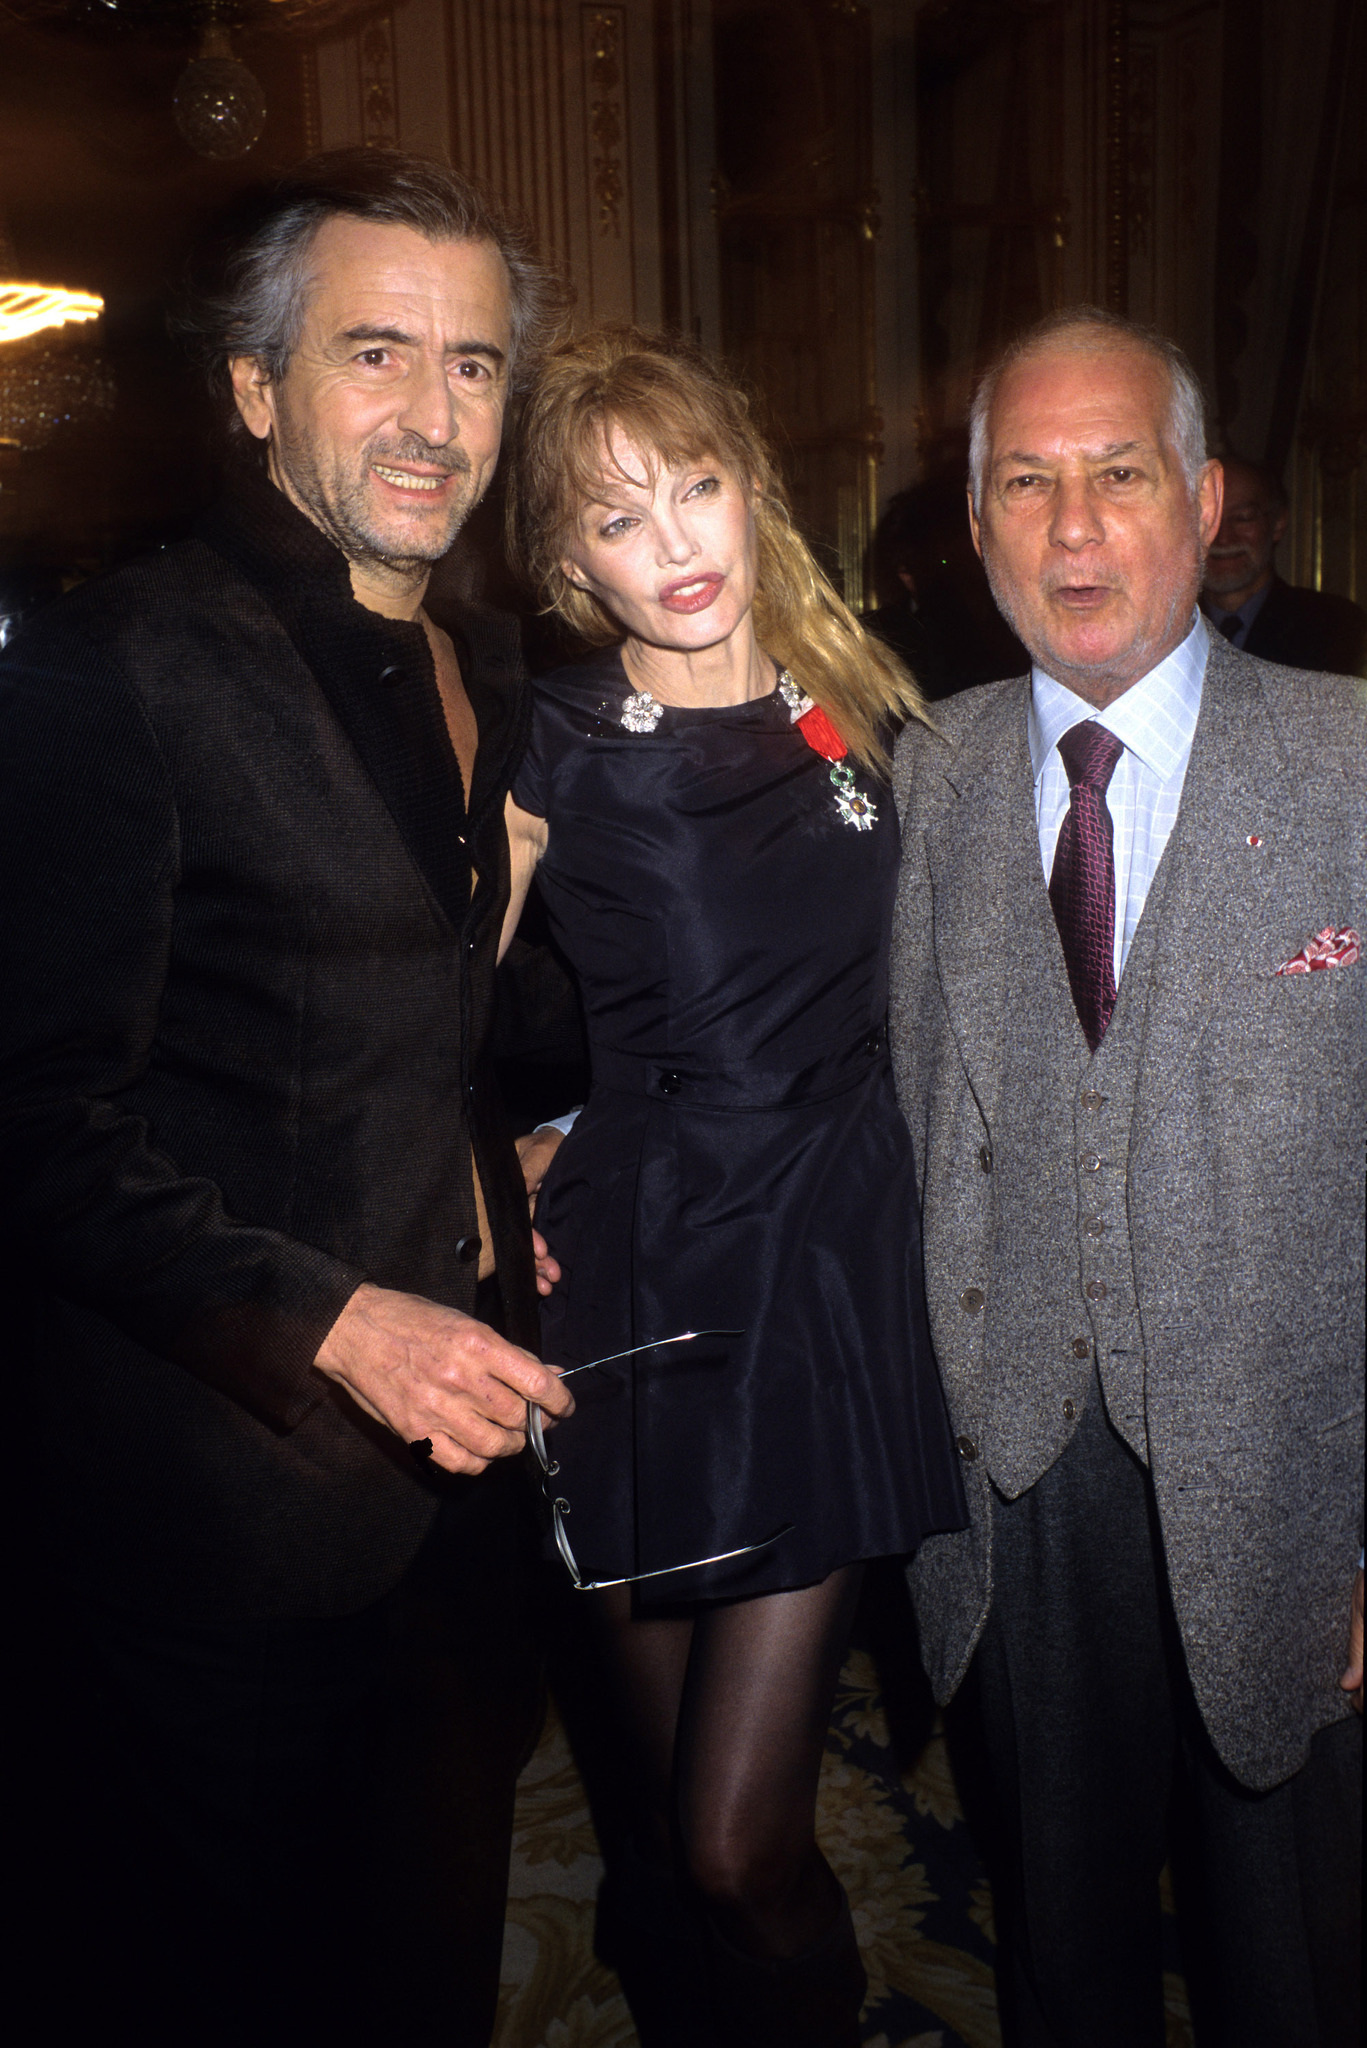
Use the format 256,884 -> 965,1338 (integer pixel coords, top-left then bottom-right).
1201,454 -> 1367,675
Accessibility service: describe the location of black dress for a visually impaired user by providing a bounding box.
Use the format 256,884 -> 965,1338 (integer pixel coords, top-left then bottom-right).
515,649 -> 965,1603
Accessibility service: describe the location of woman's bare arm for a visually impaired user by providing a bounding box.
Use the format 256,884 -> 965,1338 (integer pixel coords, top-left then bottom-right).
499,794 -> 550,963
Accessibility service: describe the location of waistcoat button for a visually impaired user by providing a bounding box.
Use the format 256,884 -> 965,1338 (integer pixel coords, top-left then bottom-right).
955,1434 -> 978,1461
377,664 -> 404,687
1086,1279 -> 1108,1301
1085,1215 -> 1107,1237
1080,1089 -> 1106,1111
1062,1398 -> 1077,1421
1081,1152 -> 1101,1172
455,1235 -> 482,1263
1071,1337 -> 1091,1358
979,1145 -> 993,1173
959,1287 -> 985,1313
658,1071 -> 682,1096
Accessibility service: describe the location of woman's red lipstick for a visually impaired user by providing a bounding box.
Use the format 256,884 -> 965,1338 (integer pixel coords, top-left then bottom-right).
658,573 -> 725,615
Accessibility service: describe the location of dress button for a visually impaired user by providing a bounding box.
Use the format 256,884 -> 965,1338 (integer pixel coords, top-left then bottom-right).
863,1032 -> 881,1055
1080,1089 -> 1105,1111
658,1070 -> 682,1096
1062,1398 -> 1077,1421
455,1234 -> 482,1263
377,663 -> 404,687
1086,1279 -> 1108,1301
979,1145 -> 993,1173
955,1434 -> 978,1461
1085,1215 -> 1107,1237
959,1287 -> 985,1314
1081,1152 -> 1101,1172
1071,1337 -> 1091,1359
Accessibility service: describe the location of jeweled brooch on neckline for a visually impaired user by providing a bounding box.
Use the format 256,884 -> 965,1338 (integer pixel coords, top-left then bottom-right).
777,672 -> 878,831
619,689 -> 664,733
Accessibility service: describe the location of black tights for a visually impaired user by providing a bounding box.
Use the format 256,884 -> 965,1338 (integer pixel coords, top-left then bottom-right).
591,1565 -> 864,1960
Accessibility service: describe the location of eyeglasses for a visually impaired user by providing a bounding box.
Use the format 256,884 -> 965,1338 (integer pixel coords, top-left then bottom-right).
528,1329 -> 792,1592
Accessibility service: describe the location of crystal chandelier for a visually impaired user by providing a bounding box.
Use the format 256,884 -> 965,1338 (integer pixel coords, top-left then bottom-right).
0,223 -> 114,454
0,0 -> 390,158
0,282 -> 103,348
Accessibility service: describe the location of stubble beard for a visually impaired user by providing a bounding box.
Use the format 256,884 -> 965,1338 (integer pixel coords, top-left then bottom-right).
1202,546 -> 1265,600
272,423 -> 481,581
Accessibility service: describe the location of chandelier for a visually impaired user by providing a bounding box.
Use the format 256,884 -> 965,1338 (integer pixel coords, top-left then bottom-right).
0,220 -> 113,453
0,0 -> 390,157
0,282 -> 103,348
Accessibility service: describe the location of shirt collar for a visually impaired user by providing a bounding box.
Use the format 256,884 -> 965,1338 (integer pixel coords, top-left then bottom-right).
1028,611 -> 1208,785
1205,579 -> 1273,636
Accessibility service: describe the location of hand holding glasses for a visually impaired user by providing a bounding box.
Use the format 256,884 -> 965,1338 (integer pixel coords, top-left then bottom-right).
528,1329 -> 792,1592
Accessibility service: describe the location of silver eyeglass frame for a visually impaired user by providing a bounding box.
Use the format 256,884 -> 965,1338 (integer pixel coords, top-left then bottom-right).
528,1329 -> 792,1592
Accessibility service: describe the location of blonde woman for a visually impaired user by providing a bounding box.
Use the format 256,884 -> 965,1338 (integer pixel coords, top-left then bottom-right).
502,329 -> 964,2048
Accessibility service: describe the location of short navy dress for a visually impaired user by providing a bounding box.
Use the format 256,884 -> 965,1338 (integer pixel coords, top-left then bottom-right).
515,649 -> 965,1604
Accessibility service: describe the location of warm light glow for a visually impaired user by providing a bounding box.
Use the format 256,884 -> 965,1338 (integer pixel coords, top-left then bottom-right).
0,283 -> 104,347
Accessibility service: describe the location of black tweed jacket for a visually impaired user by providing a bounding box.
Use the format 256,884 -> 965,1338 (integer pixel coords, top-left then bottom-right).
0,465 -> 538,1620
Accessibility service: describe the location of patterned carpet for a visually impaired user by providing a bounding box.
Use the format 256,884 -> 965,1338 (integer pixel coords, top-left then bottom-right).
496,1613 -> 1197,2048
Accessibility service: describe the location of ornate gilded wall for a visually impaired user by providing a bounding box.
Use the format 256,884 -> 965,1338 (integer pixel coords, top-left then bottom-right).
1,0 -> 1360,601
307,0 -> 720,336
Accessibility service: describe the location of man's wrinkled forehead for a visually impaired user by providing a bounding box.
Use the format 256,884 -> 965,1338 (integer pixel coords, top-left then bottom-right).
294,217 -> 511,344
988,340 -> 1176,460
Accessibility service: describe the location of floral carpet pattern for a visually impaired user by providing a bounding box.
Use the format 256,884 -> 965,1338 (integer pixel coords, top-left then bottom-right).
497,1647 -> 1195,2048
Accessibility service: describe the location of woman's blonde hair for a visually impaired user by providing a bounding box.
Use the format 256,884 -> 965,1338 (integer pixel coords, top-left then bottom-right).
507,326 -> 927,769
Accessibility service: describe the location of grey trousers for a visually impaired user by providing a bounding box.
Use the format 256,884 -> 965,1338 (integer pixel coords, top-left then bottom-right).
969,1382 -> 1361,2048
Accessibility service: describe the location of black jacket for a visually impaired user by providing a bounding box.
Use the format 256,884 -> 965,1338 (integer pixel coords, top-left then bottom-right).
0,467 -> 537,1620
1237,577 -> 1367,678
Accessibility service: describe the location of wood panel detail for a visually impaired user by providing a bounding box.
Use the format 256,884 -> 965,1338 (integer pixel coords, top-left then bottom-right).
361,12 -> 399,148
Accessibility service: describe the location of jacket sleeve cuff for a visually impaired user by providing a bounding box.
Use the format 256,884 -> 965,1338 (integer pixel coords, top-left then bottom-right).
149,1250 -> 368,1433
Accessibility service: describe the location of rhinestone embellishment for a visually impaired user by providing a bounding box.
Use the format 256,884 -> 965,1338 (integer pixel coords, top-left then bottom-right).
620,689 -> 664,733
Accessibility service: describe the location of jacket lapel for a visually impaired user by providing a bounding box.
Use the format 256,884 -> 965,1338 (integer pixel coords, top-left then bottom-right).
201,468 -> 525,940
924,682 -> 1083,1125
1129,638 -> 1288,1144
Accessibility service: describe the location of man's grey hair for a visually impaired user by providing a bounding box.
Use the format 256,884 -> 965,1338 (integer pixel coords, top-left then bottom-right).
967,306 -> 1209,514
175,147 -> 566,435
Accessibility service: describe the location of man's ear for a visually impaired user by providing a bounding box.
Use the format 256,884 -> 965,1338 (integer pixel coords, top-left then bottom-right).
229,357 -> 276,444
1196,459 -> 1223,551
1271,502 -> 1289,548
967,487 -> 985,564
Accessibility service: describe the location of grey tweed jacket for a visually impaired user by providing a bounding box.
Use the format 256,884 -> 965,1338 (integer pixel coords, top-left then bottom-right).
889,633 -> 1365,1791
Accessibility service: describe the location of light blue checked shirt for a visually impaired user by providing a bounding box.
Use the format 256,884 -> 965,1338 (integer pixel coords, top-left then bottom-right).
1029,612 -> 1209,985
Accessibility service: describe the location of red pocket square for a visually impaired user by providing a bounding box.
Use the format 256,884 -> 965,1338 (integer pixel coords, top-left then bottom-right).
1274,926 -> 1360,975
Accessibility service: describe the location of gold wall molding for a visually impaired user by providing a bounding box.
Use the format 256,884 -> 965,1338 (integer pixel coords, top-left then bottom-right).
360,12 -> 399,148
1104,0 -> 1129,310
586,8 -> 625,237
301,37 -> 322,154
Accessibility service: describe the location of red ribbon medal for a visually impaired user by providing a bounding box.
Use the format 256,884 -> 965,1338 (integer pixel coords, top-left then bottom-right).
777,673 -> 878,831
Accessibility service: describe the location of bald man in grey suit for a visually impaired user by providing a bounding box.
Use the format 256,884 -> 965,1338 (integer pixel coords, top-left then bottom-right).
890,309 -> 1362,2046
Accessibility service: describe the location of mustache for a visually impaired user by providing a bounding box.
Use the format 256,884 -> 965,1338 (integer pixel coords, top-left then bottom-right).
365,435 -> 472,476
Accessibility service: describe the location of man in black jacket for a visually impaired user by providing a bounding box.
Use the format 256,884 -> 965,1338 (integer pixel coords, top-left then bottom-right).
0,151 -> 571,2045
1201,454 -> 1367,676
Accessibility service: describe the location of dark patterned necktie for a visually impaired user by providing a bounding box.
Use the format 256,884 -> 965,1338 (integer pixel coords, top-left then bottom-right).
1217,612 -> 1242,641
1049,722 -> 1124,1052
